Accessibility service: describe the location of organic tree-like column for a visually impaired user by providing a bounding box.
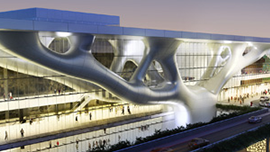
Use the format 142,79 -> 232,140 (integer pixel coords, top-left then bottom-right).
202,43 -> 270,94
109,39 -> 164,83
0,31 -> 269,127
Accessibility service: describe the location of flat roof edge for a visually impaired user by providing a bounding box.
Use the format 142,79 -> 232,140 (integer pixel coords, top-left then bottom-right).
0,18 -> 269,43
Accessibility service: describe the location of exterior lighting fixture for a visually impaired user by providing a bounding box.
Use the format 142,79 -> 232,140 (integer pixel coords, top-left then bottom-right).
56,32 -> 72,37
223,41 -> 232,44
247,42 -> 253,46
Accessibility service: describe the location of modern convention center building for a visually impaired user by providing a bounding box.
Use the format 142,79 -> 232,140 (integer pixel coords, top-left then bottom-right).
0,8 -> 269,151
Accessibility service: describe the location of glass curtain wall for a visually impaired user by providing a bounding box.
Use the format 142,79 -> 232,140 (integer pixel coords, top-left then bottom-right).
0,35 -> 163,151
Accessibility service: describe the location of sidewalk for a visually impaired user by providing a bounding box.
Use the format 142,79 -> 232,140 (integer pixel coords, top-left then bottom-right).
217,95 -> 261,107
0,102 -> 161,145
0,110 -> 166,151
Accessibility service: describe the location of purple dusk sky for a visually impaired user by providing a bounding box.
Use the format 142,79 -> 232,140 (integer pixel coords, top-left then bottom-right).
1,0 -> 269,37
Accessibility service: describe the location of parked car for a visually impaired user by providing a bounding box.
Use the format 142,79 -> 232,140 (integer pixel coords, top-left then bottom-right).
248,116 -> 262,123
188,138 -> 210,149
260,96 -> 269,102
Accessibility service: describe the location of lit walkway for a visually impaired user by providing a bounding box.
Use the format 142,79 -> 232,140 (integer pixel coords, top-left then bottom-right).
0,107 -> 168,152
0,90 -> 117,112
217,95 -> 261,107
0,102 -> 162,148
5,113 -> 172,152
0,92 -> 84,112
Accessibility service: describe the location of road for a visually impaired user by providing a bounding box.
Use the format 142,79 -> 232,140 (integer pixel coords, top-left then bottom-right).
170,108 -> 270,151
113,98 -> 267,152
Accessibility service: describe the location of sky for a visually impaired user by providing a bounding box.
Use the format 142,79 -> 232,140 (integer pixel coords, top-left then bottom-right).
1,0 -> 270,37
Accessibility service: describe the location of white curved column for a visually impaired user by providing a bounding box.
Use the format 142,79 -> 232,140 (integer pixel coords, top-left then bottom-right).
202,43 -> 270,94
109,39 -> 164,83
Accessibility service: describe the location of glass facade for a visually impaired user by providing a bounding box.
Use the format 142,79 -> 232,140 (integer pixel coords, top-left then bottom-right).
0,36 -> 165,152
